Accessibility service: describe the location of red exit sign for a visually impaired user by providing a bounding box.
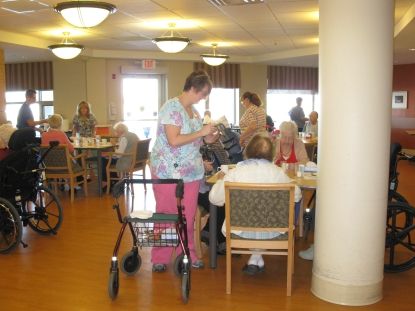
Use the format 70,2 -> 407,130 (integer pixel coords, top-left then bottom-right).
142,59 -> 156,69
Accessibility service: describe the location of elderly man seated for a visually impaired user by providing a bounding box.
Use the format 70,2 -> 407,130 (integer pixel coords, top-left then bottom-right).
209,133 -> 302,275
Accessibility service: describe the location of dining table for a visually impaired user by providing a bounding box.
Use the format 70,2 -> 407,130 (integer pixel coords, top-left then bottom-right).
205,166 -> 317,269
74,141 -> 114,197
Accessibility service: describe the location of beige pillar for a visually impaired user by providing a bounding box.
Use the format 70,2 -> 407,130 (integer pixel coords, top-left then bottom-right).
312,0 -> 393,306
0,49 -> 7,124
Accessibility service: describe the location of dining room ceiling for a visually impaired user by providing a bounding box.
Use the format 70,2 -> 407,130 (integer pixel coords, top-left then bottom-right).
0,0 -> 414,66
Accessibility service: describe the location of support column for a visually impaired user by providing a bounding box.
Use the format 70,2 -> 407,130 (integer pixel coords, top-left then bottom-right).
312,0 -> 393,306
0,49 -> 7,124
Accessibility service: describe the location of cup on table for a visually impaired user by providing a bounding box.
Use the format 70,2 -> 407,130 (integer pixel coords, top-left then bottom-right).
74,138 -> 80,146
297,164 -> 305,177
102,138 -> 108,144
76,133 -> 80,140
281,162 -> 288,172
95,135 -> 101,144
217,164 -> 229,174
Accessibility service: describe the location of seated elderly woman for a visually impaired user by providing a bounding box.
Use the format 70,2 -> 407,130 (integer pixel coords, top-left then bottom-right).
41,114 -> 74,154
209,134 -> 302,275
101,122 -> 139,191
274,121 -> 309,166
303,111 -> 318,138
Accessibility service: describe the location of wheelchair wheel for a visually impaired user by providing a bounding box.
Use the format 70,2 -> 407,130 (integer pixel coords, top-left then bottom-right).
120,250 -> 141,276
385,202 -> 415,273
173,253 -> 191,277
0,198 -> 22,254
26,186 -> 63,235
181,272 -> 190,304
108,270 -> 119,300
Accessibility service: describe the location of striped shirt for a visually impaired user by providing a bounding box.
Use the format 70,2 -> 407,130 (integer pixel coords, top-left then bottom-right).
239,105 -> 266,147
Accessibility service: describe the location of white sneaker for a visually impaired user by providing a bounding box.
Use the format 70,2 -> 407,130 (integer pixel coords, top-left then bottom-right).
298,244 -> 314,260
63,184 -> 70,192
74,186 -> 82,191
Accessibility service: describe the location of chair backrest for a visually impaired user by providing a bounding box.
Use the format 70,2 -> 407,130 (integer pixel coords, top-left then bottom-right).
135,139 -> 151,164
40,145 -> 72,171
225,182 -> 295,232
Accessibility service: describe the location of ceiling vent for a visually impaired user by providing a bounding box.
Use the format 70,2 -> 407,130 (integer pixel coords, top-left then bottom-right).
208,0 -> 265,6
1,0 -> 49,14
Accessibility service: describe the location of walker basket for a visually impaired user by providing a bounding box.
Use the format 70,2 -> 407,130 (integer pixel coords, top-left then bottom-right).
126,213 -> 179,247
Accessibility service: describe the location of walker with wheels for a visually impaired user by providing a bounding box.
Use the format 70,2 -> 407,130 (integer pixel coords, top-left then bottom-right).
108,178 -> 191,303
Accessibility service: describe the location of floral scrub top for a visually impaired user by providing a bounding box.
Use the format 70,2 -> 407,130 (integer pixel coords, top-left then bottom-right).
150,98 -> 204,183
72,114 -> 97,137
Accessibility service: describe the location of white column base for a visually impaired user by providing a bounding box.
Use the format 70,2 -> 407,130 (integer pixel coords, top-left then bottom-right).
311,272 -> 383,306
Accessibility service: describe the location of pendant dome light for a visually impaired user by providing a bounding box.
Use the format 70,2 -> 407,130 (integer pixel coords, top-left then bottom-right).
54,1 -> 117,28
201,43 -> 229,66
48,32 -> 84,59
153,22 -> 190,53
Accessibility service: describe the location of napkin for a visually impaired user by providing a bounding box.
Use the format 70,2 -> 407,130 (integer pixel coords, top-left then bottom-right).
130,210 -> 153,219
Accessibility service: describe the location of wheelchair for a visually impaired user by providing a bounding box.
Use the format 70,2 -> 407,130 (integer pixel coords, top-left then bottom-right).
385,143 -> 415,272
0,140 -> 63,254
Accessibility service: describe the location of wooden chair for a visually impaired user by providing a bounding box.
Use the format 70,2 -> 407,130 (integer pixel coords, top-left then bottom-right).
224,182 -> 295,296
131,139 -> 151,187
105,141 -> 138,195
41,145 -> 88,202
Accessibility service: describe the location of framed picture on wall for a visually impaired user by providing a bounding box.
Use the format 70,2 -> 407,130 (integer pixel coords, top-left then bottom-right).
392,91 -> 408,109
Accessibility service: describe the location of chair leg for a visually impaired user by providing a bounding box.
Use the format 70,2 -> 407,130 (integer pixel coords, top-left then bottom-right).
83,172 -> 88,196
69,177 -> 75,202
194,206 -> 203,259
287,246 -> 293,296
226,242 -> 232,294
106,170 -> 111,195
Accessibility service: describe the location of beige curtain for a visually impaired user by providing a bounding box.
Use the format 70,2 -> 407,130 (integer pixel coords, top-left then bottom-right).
267,65 -> 318,92
193,62 -> 240,88
5,61 -> 53,91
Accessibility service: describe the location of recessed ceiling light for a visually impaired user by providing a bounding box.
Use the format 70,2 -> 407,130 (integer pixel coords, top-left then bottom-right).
409,48 -> 415,51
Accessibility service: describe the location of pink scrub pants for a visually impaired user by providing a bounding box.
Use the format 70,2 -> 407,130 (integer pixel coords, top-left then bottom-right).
151,179 -> 200,264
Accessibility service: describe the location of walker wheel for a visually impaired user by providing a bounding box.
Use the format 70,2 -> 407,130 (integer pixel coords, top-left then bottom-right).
173,253 -> 191,277
181,272 -> 190,304
108,270 -> 119,299
121,251 -> 141,276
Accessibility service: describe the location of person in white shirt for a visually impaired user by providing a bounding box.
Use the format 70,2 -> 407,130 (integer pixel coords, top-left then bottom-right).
209,133 -> 302,275
303,111 -> 318,138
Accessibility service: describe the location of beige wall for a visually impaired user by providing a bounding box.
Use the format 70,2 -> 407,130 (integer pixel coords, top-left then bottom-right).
53,59 -> 87,126
240,63 -> 268,115
53,58 -> 268,126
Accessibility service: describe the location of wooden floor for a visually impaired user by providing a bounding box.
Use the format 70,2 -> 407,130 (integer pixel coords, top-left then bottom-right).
1,162 -> 415,311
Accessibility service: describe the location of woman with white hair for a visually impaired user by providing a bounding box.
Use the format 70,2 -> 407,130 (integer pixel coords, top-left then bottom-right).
274,121 -> 308,166
101,122 -> 139,191
42,114 -> 74,154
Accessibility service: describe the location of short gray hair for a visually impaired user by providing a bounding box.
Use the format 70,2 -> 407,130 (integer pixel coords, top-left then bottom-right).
279,121 -> 298,137
113,122 -> 128,133
48,114 -> 63,129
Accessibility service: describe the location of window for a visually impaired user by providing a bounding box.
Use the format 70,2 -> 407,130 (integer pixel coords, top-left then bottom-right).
194,88 -> 240,126
5,90 -> 54,127
122,75 -> 165,146
266,90 -> 320,129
